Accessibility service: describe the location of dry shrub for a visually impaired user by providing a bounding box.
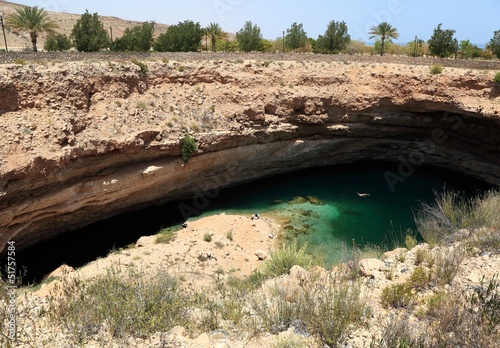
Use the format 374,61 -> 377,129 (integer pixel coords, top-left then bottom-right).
376,316 -> 425,348
300,276 -> 371,347
47,267 -> 190,344
431,247 -> 464,286
415,190 -> 500,246
249,272 -> 370,347
425,291 -> 496,348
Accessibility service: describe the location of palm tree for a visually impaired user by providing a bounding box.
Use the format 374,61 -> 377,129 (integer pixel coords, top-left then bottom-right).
368,22 -> 399,56
206,23 -> 227,52
6,6 -> 58,52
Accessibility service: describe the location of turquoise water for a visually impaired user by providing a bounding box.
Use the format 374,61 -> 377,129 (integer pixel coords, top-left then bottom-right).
193,163 -> 491,265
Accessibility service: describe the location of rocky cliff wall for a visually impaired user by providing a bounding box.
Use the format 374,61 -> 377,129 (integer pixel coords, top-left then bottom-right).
0,57 -> 499,252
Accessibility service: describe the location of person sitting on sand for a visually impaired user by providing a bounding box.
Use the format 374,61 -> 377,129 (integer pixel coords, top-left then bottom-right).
357,192 -> 370,197
251,213 -> 260,220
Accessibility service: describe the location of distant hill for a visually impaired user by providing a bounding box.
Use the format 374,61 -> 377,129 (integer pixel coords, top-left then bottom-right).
0,0 -> 170,51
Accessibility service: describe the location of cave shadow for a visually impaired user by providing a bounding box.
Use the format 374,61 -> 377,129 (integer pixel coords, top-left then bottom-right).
0,86 -> 20,115
2,199 -> 187,285
489,86 -> 500,100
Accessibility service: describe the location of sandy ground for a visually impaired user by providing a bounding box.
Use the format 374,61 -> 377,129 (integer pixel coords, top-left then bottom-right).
35,213 -> 281,296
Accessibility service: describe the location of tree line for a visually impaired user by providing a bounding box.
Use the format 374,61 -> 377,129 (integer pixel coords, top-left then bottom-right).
4,5 -> 500,60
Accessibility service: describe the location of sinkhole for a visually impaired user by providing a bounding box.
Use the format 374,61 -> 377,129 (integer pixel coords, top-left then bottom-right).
4,161 -> 493,284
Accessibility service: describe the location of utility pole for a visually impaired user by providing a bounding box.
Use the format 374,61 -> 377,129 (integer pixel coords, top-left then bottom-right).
282,31 -> 285,53
414,35 -> 418,57
0,13 -> 8,52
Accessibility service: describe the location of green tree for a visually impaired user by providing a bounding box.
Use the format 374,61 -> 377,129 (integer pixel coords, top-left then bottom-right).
428,23 -> 458,58
216,39 -> 238,52
111,21 -> 155,52
307,37 -> 317,52
407,39 -> 426,57
206,23 -> 227,52
43,33 -> 72,51
346,40 -> 367,55
373,40 -> 394,55
458,39 -> 480,59
488,30 -> 500,59
315,20 -> 351,54
153,20 -> 202,52
236,21 -> 263,52
71,10 -> 109,52
6,6 -> 57,52
261,39 -> 275,53
182,135 -> 197,163
368,22 -> 399,56
285,22 -> 307,51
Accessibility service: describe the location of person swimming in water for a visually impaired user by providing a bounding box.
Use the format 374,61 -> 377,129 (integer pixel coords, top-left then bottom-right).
357,192 -> 370,197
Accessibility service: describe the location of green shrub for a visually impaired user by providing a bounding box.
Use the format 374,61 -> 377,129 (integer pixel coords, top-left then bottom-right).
381,283 -> 414,309
177,65 -> 185,72
495,72 -> 500,86
203,233 -> 212,242
404,234 -> 418,250
131,59 -> 148,75
136,100 -> 147,110
262,241 -> 313,278
155,227 -> 177,244
226,230 -> 233,241
426,291 -> 448,316
44,33 -> 72,52
430,63 -> 443,75
408,266 -> 430,290
181,135 -> 197,163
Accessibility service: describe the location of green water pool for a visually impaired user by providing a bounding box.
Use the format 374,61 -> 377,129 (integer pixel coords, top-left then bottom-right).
192,163 -> 490,265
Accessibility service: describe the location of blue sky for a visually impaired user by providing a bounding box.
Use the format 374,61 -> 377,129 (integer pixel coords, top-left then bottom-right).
11,0 -> 500,45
